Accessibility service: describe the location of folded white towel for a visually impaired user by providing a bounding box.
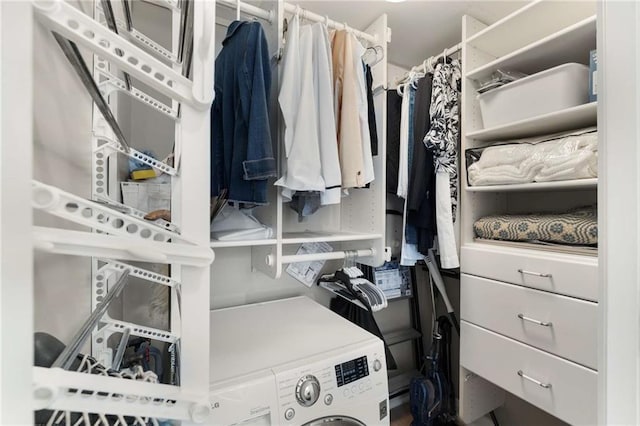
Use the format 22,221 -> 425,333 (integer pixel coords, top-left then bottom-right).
468,163 -> 542,186
468,130 -> 598,186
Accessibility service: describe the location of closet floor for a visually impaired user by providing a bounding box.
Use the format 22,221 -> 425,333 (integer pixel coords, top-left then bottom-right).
390,403 -> 413,425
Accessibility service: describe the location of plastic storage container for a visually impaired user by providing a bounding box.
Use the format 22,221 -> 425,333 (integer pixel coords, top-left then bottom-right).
477,63 -> 589,129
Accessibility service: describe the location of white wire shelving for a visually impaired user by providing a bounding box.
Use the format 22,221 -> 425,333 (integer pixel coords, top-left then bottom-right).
33,367 -> 211,422
32,181 -> 192,244
28,0 -> 216,423
33,0 -> 212,110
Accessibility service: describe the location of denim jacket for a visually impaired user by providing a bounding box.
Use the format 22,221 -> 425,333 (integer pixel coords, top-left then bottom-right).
211,21 -> 276,204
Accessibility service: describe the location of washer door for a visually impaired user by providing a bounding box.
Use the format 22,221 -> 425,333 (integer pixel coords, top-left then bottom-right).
302,417 -> 366,426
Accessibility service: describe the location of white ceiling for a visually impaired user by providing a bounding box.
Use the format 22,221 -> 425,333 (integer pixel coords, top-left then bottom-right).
282,0 -> 530,68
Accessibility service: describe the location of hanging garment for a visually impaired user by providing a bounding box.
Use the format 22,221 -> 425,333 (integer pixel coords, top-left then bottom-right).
211,21 -> 276,205
408,74 -> 436,253
396,84 -> 412,198
400,83 -> 422,266
311,23 -> 342,205
386,90 -> 403,194
331,30 -> 365,188
352,37 -> 375,185
365,65 -> 379,156
276,15 -> 325,199
424,59 -> 461,269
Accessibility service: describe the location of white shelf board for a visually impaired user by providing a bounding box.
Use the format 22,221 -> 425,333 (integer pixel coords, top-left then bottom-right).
467,102 -> 597,141
33,226 -> 215,266
466,178 -> 597,193
465,1 -> 596,58
33,367 -> 198,420
384,328 -> 422,346
467,16 -> 596,82
282,231 -> 382,245
468,240 -> 598,258
210,238 -> 277,248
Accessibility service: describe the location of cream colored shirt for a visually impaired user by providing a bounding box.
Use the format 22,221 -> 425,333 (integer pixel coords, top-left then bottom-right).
331,30 -> 365,189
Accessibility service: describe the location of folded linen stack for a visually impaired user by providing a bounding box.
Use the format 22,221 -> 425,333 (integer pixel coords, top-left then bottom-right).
474,205 -> 598,246
467,129 -> 597,186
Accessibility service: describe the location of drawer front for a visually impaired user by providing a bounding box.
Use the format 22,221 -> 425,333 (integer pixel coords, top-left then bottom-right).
461,274 -> 597,369
461,321 -> 597,426
461,243 -> 598,301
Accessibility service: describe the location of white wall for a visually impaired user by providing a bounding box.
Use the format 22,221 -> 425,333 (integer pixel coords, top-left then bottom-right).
33,2 -> 93,347
388,62 -> 408,89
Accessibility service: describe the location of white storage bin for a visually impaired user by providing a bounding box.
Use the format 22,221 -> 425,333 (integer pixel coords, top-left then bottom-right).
477,63 -> 589,129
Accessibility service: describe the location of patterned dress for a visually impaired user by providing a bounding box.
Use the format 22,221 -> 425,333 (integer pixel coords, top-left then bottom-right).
423,59 -> 461,220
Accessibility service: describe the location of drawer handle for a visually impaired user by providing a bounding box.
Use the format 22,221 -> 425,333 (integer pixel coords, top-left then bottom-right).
517,370 -> 552,389
517,313 -> 553,327
518,269 -> 552,278
518,269 -> 551,278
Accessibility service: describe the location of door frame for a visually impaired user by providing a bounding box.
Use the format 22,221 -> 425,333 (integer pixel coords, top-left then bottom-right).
598,1 -> 640,424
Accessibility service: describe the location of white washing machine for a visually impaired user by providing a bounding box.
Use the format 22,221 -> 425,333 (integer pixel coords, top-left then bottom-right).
208,296 -> 390,426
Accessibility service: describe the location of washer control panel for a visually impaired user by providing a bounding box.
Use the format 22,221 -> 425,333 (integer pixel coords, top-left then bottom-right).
274,343 -> 388,424
335,355 -> 369,387
295,375 -> 321,407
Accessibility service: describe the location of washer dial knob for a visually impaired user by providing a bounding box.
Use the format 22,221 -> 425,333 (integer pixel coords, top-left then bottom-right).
373,359 -> 382,372
295,375 -> 321,407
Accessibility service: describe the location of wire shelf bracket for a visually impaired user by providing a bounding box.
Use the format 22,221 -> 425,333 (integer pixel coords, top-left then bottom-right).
148,0 -> 181,12
93,130 -> 179,176
97,258 -> 181,288
33,226 -> 215,266
33,0 -> 212,110
98,320 -> 178,344
90,259 -> 180,367
32,180 -> 190,244
96,68 -> 179,120
94,2 -> 178,63
91,196 -> 180,234
33,367 -> 212,422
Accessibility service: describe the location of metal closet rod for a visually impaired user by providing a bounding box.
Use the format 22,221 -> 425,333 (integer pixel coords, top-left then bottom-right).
282,3 -> 377,43
215,0 -> 377,44
395,42 -> 462,85
216,0 -> 274,22
280,248 -> 375,265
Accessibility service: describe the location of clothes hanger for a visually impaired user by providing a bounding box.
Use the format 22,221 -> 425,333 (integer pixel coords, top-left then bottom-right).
235,0 -> 240,21
362,45 -> 384,67
409,66 -> 426,89
397,66 -> 416,95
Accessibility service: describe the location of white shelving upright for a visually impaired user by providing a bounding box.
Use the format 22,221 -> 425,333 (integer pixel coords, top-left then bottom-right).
1,2 -> 35,424
210,0 -> 392,279
3,0 -> 217,423
458,1 -> 598,423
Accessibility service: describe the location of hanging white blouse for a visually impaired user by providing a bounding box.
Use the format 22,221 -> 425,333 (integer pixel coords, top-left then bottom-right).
396,84 -> 410,198
276,15 -> 325,199
311,23 -> 342,205
352,35 -> 375,185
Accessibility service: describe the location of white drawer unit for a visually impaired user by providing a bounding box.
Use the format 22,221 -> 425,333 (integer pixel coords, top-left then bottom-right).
461,321 -> 597,426
461,244 -> 598,301
461,274 -> 598,369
